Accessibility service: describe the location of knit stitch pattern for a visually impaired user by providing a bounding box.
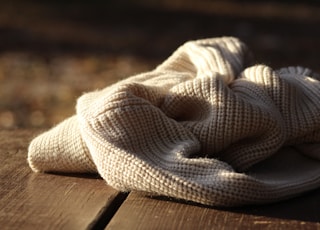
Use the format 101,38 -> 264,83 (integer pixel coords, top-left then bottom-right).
28,37 -> 320,207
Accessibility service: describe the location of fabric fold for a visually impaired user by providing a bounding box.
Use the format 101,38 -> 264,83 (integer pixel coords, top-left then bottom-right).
28,116 -> 96,173
28,37 -> 320,207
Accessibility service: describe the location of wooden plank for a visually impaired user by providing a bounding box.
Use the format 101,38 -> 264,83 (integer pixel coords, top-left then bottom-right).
0,129 -> 126,230
106,190 -> 320,230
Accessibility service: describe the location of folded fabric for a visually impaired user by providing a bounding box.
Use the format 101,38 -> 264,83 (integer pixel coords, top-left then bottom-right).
28,37 -> 320,207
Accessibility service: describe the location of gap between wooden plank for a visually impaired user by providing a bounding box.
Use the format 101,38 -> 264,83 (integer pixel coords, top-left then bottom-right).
88,192 -> 129,230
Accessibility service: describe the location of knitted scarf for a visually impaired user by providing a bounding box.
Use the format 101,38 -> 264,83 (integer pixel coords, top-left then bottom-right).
28,37 -> 320,207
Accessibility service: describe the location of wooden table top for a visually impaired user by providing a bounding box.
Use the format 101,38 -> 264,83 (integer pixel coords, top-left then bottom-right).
0,129 -> 319,229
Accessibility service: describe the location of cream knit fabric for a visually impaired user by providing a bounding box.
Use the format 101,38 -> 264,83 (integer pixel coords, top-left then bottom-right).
28,37 -> 320,207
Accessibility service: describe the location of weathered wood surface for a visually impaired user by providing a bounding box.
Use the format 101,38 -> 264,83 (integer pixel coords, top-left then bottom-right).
1,129 -> 319,229
106,191 -> 320,230
0,129 -> 125,230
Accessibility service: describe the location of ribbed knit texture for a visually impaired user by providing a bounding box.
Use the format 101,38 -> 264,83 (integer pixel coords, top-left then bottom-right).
28,37 -> 320,207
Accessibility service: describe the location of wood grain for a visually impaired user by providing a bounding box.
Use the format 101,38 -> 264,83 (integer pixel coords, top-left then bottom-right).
106,191 -> 320,230
0,129 -> 125,230
1,129 -> 320,229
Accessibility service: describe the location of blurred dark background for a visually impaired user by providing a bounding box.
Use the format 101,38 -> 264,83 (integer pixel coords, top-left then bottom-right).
0,0 -> 319,129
